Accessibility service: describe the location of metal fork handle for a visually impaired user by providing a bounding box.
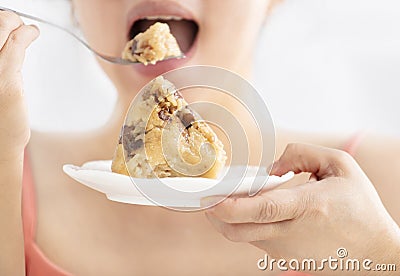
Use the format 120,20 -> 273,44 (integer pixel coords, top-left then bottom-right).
0,6 -> 132,65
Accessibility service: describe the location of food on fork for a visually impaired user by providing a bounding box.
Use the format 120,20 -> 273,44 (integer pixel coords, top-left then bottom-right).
122,22 -> 182,65
111,76 -> 227,178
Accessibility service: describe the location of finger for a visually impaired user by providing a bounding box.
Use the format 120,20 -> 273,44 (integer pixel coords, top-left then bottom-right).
271,143 -> 352,179
206,187 -> 307,224
205,213 -> 284,242
0,24 -> 39,74
0,11 -> 23,50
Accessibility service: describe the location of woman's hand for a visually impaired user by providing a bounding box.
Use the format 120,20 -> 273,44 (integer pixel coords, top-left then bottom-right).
202,144 -> 400,274
0,11 -> 39,275
0,10 -> 39,159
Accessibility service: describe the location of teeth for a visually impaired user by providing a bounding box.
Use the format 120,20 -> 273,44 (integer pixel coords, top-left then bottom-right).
142,15 -> 183,21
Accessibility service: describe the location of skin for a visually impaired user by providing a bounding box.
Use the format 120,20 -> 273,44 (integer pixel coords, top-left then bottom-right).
0,0 -> 399,275
203,144 -> 400,275
0,10 -> 39,275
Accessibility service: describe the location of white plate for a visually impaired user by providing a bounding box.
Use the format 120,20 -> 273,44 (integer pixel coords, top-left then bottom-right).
63,161 -> 294,208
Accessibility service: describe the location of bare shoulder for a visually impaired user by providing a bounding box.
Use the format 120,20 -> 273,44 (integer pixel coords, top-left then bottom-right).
275,129 -> 350,156
351,133 -> 400,181
354,134 -> 400,167
352,134 -> 400,222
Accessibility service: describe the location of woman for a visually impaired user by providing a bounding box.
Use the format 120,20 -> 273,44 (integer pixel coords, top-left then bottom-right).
0,0 -> 398,275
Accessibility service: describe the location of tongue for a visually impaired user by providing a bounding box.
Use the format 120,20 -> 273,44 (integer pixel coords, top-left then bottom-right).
132,19 -> 198,53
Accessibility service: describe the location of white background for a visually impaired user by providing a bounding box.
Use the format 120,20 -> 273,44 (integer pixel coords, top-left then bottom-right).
1,0 -> 399,135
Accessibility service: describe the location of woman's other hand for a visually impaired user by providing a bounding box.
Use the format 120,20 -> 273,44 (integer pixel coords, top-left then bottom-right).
202,143 -> 400,274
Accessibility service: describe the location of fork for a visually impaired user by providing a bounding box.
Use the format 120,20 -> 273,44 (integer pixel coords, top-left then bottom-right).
0,6 -> 183,65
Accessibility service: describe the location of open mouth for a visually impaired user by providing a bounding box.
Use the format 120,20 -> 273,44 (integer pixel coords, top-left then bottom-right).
128,16 -> 199,54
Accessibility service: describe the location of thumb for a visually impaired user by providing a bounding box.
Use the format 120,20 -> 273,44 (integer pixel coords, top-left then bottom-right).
206,187 -> 308,224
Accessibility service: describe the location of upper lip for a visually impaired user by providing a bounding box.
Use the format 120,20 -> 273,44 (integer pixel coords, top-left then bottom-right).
126,1 -> 197,38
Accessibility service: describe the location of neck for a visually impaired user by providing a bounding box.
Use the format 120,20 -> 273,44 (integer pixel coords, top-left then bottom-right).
66,93 -> 132,161
103,95 -> 132,135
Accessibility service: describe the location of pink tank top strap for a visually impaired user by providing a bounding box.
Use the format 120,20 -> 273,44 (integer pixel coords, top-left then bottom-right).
342,131 -> 366,157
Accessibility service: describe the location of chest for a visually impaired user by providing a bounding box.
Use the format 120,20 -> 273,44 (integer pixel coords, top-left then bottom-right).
31,166 -> 266,276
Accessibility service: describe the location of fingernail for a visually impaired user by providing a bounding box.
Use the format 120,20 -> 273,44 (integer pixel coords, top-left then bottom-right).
30,24 -> 39,31
200,196 -> 225,208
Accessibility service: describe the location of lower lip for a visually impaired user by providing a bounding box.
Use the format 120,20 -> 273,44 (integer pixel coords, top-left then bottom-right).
131,38 -> 198,77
